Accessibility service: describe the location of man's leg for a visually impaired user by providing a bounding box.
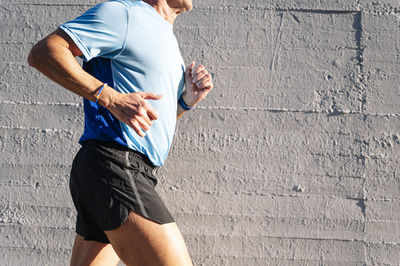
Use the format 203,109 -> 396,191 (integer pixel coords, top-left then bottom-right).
70,234 -> 120,266
105,211 -> 193,266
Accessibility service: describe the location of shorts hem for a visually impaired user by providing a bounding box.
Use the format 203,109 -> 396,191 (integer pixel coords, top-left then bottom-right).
112,197 -> 174,226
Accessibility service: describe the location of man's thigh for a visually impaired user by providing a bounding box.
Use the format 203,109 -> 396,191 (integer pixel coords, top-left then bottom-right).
105,211 -> 193,266
70,234 -> 120,266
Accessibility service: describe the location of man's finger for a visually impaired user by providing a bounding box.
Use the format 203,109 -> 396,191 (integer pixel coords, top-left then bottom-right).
146,105 -> 160,121
141,92 -> 163,100
136,116 -> 151,131
185,61 -> 195,79
196,74 -> 212,89
130,120 -> 146,137
192,69 -> 207,83
194,65 -> 205,75
186,61 -> 195,72
137,108 -> 153,125
192,64 -> 204,75
200,80 -> 213,90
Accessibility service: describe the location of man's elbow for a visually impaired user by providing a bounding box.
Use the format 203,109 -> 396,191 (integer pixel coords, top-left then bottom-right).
28,44 -> 39,68
27,40 -> 49,69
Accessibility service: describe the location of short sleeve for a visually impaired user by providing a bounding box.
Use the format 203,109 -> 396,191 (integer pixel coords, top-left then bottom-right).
59,1 -> 128,61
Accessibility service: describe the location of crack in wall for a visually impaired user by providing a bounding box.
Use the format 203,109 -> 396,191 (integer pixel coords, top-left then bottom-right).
352,8 -> 369,262
2,101 -> 400,117
353,12 -> 367,113
274,8 -> 359,14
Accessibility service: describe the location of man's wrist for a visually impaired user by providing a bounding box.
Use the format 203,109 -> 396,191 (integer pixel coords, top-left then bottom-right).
95,83 -> 107,103
181,91 -> 197,108
97,84 -> 116,108
178,94 -> 195,111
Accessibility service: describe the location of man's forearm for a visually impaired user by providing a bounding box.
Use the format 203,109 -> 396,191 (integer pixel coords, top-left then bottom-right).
177,105 -> 186,119
27,29 -> 114,107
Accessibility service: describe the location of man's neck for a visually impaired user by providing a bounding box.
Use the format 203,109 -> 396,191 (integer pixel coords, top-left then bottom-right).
143,0 -> 178,25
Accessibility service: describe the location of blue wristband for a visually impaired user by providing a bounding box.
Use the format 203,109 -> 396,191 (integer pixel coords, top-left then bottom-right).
178,95 -> 195,111
95,83 -> 107,103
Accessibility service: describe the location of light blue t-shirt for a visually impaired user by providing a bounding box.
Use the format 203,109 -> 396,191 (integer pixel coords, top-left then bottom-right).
60,0 -> 185,166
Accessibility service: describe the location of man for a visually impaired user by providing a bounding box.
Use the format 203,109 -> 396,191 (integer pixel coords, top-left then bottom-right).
28,0 -> 213,265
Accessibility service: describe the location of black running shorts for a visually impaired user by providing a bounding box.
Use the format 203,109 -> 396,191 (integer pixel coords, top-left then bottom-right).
69,139 -> 174,243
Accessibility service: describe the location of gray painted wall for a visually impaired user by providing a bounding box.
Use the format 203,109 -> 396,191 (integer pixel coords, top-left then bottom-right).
1,0 -> 399,265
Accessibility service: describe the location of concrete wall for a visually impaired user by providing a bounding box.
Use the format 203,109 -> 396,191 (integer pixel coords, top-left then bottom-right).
1,0 -> 399,265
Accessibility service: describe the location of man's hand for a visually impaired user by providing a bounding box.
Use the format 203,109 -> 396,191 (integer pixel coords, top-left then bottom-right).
182,61 -> 213,107
102,87 -> 162,137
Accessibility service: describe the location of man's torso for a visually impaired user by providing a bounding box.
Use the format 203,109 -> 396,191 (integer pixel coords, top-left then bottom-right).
60,0 -> 185,166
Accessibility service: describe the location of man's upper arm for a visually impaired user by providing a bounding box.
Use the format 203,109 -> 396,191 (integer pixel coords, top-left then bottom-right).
52,28 -> 83,57
28,28 -> 83,67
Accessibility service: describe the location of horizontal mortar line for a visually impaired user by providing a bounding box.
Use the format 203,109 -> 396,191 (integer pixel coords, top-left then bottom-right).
2,202 -> 72,209
1,61 -> 29,64
2,102 -> 398,118
0,204 -> 73,210
0,223 -> 73,230
0,246 -> 71,253
162,173 -> 364,182
9,3 -> 94,7
362,240 -> 400,246
190,256 -> 364,264
195,107 -> 324,113
363,10 -> 400,16
1,174 -> 69,178
180,45 -> 359,51
177,28 -> 358,33
282,171 -> 364,180
1,180 -> 69,185
365,198 -> 400,202
0,125 -> 75,133
0,41 -> 33,45
195,106 -> 400,117
169,188 -> 341,199
0,162 -> 70,167
191,6 -> 361,14
0,183 -> 65,188
83,254 -> 352,265
274,8 -> 360,14
207,66 -> 266,70
186,233 -> 368,244
173,211 -> 346,219
0,100 -> 82,107
178,24 -> 356,30
161,188 -> 367,202
267,192 -> 363,199
173,211 -> 367,223
309,152 -> 354,158
180,44 -> 359,50
367,219 -> 400,223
